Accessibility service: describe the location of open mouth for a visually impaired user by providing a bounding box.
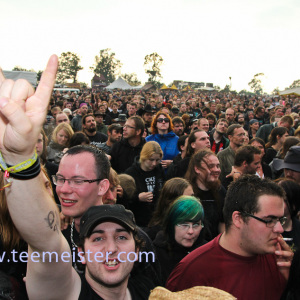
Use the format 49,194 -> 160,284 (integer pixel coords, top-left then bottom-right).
104,259 -> 120,269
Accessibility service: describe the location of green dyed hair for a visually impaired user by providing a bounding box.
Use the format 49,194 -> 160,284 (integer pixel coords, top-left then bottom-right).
163,196 -> 204,244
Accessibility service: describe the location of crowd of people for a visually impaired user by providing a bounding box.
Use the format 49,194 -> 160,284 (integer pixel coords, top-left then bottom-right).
0,55 -> 300,299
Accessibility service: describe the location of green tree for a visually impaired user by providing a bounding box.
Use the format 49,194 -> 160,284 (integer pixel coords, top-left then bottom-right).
220,85 -> 231,93
122,73 -> 141,86
36,70 -> 43,82
144,52 -> 163,83
12,66 -> 35,72
57,52 -> 83,84
91,48 -> 122,84
289,79 -> 300,89
79,82 -> 88,89
272,87 -> 280,95
239,89 -> 254,95
248,73 -> 264,95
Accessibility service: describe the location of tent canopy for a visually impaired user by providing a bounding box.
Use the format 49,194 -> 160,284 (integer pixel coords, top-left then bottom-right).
3,70 -> 37,86
106,77 -> 132,90
160,84 -> 169,90
279,87 -> 300,96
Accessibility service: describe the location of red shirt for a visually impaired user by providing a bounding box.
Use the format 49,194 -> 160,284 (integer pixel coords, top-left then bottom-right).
166,234 -> 286,300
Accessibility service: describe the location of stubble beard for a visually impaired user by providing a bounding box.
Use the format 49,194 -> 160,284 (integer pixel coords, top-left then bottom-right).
88,267 -> 129,289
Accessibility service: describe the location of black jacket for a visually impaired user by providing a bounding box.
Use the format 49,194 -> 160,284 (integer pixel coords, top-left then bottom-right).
153,230 -> 206,285
110,138 -> 146,173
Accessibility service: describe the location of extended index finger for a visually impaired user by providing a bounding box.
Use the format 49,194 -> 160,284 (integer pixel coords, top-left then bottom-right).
35,55 -> 58,104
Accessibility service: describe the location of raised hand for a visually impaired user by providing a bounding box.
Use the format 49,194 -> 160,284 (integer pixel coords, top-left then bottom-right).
0,55 -> 58,163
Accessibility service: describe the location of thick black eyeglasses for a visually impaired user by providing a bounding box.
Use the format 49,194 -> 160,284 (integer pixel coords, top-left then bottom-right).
157,118 -> 170,123
240,211 -> 287,228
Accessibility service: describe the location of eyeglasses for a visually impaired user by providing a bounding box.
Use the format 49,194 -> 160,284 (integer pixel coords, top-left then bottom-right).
123,124 -> 136,130
240,212 -> 287,228
52,175 -> 102,188
176,222 -> 204,231
157,118 -> 170,123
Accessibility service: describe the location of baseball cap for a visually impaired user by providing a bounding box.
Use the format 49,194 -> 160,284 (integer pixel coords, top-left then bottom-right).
80,205 -> 137,238
273,146 -> 300,172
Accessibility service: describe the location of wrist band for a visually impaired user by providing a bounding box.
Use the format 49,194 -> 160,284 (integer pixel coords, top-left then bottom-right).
0,151 -> 38,173
6,158 -> 41,180
234,171 -> 241,174
0,151 -> 41,186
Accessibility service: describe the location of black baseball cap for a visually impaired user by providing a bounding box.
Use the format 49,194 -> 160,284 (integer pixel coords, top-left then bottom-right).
80,205 -> 137,238
273,146 -> 300,172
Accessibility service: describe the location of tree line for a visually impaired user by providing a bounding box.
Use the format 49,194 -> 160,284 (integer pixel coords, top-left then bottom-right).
12,50 -> 300,93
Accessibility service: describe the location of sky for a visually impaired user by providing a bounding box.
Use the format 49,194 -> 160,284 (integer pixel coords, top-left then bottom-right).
1,0 -> 299,93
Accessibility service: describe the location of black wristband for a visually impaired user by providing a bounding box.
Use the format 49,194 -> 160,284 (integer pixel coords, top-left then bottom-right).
7,158 -> 41,180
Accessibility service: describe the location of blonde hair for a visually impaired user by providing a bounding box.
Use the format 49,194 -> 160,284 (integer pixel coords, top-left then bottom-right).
51,123 -> 74,145
139,141 -> 163,163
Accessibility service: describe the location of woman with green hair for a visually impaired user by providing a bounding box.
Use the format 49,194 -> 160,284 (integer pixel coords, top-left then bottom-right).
153,196 -> 206,284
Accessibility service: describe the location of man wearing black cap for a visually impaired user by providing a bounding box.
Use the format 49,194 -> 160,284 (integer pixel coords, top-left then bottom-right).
273,145 -> 300,184
77,205 -> 151,299
141,104 -> 154,136
94,110 -> 108,135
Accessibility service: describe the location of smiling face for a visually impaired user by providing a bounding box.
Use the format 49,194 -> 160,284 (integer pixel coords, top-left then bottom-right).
56,153 -> 108,219
82,222 -> 137,288
195,154 -> 221,187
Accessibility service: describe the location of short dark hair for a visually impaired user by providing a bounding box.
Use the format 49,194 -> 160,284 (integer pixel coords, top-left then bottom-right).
227,124 -> 242,137
223,175 -> 285,230
216,118 -> 228,126
108,124 -> 122,134
172,116 -> 184,126
129,102 -> 137,108
201,107 -> 210,114
128,116 -> 145,136
234,145 -> 261,167
69,132 -> 90,148
64,145 -> 110,180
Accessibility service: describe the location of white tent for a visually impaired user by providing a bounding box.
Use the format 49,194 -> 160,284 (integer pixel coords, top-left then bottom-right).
3,70 -> 37,86
279,87 -> 300,96
106,77 -> 132,90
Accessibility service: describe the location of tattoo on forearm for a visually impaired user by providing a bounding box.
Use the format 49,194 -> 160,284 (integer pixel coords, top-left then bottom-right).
45,211 -> 60,234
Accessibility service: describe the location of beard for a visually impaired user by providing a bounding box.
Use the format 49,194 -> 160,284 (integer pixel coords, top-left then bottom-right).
87,127 -> 96,133
205,178 -> 221,191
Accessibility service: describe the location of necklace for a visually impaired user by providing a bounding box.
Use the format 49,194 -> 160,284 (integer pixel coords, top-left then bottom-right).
70,220 -> 78,248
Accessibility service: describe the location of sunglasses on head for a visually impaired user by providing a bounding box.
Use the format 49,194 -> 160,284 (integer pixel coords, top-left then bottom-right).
157,118 -> 170,123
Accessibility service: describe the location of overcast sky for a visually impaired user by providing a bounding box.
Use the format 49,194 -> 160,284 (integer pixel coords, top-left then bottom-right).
1,0 -> 299,92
